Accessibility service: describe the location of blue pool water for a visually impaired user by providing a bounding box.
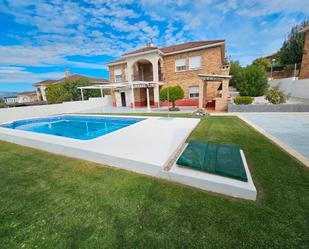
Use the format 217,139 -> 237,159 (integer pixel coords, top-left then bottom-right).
0,115 -> 145,140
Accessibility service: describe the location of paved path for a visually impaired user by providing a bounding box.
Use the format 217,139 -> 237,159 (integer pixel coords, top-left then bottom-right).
240,113 -> 309,160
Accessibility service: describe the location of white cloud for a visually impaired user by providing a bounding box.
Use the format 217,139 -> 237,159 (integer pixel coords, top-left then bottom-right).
0,0 -> 308,71
0,66 -> 64,84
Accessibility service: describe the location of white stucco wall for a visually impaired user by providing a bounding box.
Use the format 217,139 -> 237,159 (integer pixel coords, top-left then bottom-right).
0,96 -> 112,123
269,78 -> 309,99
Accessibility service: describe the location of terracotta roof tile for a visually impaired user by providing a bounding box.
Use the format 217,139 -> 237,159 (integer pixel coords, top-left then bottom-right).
34,79 -> 57,86
105,40 -> 225,65
159,40 -> 225,54
34,75 -> 110,87
18,91 -> 37,95
123,46 -> 158,56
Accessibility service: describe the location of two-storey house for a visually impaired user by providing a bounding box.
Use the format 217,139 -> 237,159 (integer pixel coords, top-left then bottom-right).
104,40 -> 231,111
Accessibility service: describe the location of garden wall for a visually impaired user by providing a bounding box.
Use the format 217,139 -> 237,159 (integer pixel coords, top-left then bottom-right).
269,78 -> 309,99
228,103 -> 309,112
0,97 -> 112,123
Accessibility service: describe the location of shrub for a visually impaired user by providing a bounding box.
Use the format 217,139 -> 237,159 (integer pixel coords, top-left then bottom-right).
233,96 -> 253,105
265,86 -> 288,104
160,85 -> 184,108
238,65 -> 269,97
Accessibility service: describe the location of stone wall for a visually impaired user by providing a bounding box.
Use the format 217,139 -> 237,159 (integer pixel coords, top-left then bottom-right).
228,103 -> 309,112
299,31 -> 309,79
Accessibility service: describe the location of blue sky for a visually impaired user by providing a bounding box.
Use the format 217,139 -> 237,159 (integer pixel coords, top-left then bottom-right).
0,0 -> 308,92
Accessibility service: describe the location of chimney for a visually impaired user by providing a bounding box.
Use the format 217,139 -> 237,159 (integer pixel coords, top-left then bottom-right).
146,38 -> 154,48
65,68 -> 70,78
147,42 -> 154,48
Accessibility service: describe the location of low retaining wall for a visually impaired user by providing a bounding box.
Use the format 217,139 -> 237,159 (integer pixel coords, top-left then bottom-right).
0,97 -> 112,123
269,78 -> 309,99
228,103 -> 309,112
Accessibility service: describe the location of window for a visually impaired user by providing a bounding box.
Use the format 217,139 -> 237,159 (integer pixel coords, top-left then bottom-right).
189,56 -> 202,70
114,69 -> 122,82
175,59 -> 186,72
189,86 -> 199,99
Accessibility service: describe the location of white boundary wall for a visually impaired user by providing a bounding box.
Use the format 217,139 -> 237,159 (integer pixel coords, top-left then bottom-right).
0,96 -> 112,123
269,77 -> 309,99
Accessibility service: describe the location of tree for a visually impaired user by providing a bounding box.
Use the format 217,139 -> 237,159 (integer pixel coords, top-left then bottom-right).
229,60 -> 243,88
62,78 -> 100,101
277,20 -> 309,65
46,78 -> 102,104
238,65 -> 269,97
46,84 -> 70,104
0,99 -> 5,108
160,85 -> 184,109
252,57 -> 271,70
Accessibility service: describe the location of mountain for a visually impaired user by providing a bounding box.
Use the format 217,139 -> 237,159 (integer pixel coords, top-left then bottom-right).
0,92 -> 18,99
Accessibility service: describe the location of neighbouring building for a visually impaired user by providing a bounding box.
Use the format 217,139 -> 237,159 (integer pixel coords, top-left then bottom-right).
17,91 -> 38,104
105,40 -> 231,111
299,26 -> 309,79
34,68 -> 110,102
3,96 -> 17,105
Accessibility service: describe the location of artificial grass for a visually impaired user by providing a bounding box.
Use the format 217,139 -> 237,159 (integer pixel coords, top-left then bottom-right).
0,116 -> 308,249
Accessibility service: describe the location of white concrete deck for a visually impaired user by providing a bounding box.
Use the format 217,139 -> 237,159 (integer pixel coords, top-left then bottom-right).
0,115 -> 199,177
0,114 -> 256,200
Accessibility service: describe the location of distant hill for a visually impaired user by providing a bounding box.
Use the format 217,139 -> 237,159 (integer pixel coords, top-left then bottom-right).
0,92 -> 18,99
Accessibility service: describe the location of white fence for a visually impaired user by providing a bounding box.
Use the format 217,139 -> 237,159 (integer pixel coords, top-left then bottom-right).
269,78 -> 309,99
0,96 -> 112,123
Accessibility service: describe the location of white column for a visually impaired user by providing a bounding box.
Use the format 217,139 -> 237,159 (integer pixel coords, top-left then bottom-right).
198,80 -> 204,109
131,84 -> 135,109
154,85 -> 160,107
152,60 -> 160,107
80,88 -> 84,101
100,87 -> 104,99
146,87 -> 151,112
152,60 -> 159,82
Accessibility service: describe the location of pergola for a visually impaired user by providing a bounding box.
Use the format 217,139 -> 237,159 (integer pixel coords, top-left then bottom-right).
198,74 -> 232,110
78,81 -> 163,110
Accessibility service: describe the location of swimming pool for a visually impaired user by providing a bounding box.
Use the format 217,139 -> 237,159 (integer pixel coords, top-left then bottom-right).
0,115 -> 145,140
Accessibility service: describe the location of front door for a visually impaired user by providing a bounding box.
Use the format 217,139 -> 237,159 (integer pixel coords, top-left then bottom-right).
120,92 -> 126,107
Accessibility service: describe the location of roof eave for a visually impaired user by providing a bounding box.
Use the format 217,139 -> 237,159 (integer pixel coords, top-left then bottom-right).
122,48 -> 160,58
161,41 -> 225,55
105,60 -> 126,67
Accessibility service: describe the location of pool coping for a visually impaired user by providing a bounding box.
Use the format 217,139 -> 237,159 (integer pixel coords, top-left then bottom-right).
0,114 -> 257,200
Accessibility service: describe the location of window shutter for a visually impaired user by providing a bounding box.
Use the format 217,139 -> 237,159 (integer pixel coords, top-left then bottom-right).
176,59 -> 185,67
189,56 -> 201,69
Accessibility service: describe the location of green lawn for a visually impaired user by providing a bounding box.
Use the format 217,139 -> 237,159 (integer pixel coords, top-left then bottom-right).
0,116 -> 308,249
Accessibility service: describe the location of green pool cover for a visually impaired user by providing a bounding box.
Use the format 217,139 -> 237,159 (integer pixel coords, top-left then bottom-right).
176,141 -> 248,182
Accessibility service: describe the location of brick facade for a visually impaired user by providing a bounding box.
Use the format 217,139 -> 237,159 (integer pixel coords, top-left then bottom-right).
109,63 -> 127,82
299,31 -> 309,79
162,46 -> 224,100
107,41 -> 229,108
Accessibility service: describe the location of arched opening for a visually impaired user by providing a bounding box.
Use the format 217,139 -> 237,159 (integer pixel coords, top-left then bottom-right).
132,59 -> 153,81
